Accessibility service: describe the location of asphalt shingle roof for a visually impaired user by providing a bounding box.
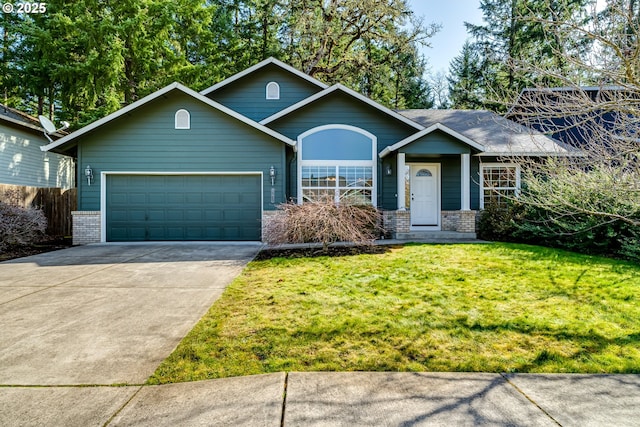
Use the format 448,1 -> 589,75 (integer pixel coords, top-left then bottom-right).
399,109 -> 574,155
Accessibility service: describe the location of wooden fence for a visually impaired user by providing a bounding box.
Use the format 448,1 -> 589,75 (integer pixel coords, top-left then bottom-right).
0,184 -> 77,237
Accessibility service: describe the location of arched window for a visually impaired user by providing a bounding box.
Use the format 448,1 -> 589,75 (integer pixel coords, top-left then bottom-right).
175,109 -> 190,129
266,82 -> 280,100
298,125 -> 377,206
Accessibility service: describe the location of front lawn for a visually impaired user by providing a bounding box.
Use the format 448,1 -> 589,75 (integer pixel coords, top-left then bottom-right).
149,243 -> 640,383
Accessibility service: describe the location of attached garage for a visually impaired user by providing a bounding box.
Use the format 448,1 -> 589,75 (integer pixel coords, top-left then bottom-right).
105,174 -> 262,241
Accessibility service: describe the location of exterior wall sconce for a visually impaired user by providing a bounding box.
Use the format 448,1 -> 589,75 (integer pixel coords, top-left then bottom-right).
269,165 -> 276,186
385,164 -> 393,176
85,165 -> 94,186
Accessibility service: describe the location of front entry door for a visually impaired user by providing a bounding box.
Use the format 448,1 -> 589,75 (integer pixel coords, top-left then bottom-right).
410,164 -> 439,226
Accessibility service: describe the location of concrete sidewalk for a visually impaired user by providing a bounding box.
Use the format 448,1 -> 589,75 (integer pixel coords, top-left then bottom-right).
1,372 -> 639,426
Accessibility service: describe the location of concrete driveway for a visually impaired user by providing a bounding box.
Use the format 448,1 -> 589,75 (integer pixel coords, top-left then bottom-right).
0,242 -> 261,386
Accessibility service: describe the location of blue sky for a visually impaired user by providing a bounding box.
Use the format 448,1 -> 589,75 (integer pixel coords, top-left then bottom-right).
407,0 -> 484,74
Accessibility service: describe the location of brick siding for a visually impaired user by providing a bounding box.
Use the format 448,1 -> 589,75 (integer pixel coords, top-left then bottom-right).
72,211 -> 101,245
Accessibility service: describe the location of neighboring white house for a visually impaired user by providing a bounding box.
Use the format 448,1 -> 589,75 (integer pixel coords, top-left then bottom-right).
0,104 -> 74,189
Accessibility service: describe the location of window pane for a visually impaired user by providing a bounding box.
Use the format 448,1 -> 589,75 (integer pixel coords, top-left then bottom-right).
483,165 -> 518,207
338,166 -> 373,188
302,166 -> 336,188
302,128 -> 373,160
303,188 -> 334,203
483,166 -> 516,189
339,189 -> 372,205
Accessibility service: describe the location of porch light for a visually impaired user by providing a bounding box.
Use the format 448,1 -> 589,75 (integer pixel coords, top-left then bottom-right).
84,165 -> 93,186
385,164 -> 393,176
269,165 -> 276,186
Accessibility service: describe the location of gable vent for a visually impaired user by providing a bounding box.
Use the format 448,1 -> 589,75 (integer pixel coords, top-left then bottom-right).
266,82 -> 280,100
175,109 -> 190,129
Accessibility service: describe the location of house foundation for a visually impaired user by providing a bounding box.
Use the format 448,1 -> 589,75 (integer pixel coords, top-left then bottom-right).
71,211 -> 101,245
382,209 -> 478,237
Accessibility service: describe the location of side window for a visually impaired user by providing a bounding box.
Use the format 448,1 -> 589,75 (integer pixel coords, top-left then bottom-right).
266,82 -> 280,100
480,164 -> 520,208
175,109 -> 190,129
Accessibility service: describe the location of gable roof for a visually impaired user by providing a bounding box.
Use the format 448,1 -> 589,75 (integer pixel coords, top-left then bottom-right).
0,104 -> 69,141
260,84 -> 424,130
379,123 -> 485,158
0,104 -> 46,135
399,109 -> 575,156
41,82 -> 295,154
200,57 -> 328,96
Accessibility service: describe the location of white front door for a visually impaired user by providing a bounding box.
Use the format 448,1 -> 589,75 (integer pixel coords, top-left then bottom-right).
410,164 -> 440,227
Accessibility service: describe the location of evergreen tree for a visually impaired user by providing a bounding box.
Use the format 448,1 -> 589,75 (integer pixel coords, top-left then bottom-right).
447,41 -> 485,109
463,0 -> 590,110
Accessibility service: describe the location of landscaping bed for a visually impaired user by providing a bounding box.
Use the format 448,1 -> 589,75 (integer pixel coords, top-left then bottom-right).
0,237 -> 73,262
149,243 -> 640,383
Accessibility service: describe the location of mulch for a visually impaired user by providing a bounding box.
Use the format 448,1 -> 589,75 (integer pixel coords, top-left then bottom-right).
254,244 -> 398,260
0,237 -> 73,262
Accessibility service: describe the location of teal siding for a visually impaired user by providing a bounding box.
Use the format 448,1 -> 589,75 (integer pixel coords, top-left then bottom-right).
441,157 -> 461,210
401,155 -> 481,211
401,130 -> 472,155
77,92 -> 286,212
207,64 -> 324,122
266,92 -> 418,207
0,123 -> 74,188
267,92 -> 417,150
471,157 -> 480,210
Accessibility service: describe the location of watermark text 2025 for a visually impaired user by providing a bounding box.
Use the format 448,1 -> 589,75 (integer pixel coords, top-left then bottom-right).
2,3 -> 47,14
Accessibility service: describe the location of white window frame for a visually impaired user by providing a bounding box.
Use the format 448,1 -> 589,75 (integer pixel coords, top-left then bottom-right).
266,82 -> 280,100
480,163 -> 521,209
175,109 -> 190,129
297,124 -> 377,207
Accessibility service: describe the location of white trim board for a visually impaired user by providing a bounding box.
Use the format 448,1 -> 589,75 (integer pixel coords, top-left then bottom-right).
379,123 -> 484,158
297,125 -> 378,207
260,84 -> 424,131
100,171 -> 264,243
41,83 -> 295,153
200,57 -> 328,96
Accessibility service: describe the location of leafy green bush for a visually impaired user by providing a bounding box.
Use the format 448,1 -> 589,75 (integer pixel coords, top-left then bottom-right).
477,200 -> 525,242
479,200 -> 640,262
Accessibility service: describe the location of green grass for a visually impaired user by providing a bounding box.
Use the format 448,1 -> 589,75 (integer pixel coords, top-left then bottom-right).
148,243 -> 640,383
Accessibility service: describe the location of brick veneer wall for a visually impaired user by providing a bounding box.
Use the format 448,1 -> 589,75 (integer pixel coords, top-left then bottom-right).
384,210 -> 478,234
262,211 -> 278,241
72,211 -> 101,245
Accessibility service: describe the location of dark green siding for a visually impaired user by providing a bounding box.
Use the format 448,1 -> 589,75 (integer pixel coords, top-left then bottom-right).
207,64 -> 324,122
401,130 -> 473,155
107,174 -> 261,241
77,92 -> 286,212
441,157 -> 461,210
471,157 -> 480,210
267,92 -> 417,150
266,91 -> 418,207
402,155 -> 481,212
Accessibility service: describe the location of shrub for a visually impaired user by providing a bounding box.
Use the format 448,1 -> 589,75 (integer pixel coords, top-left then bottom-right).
263,196 -> 384,251
0,200 -> 47,251
479,199 -> 640,262
476,200 -> 525,242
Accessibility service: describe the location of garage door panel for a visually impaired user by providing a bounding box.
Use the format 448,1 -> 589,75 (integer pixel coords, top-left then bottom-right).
106,174 -> 261,241
148,193 -> 165,203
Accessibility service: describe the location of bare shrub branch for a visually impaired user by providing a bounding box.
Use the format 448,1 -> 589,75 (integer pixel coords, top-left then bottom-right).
0,198 -> 47,251
263,196 -> 384,251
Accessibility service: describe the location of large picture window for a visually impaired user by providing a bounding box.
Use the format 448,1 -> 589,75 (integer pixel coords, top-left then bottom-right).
298,126 -> 376,205
480,163 -> 520,208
